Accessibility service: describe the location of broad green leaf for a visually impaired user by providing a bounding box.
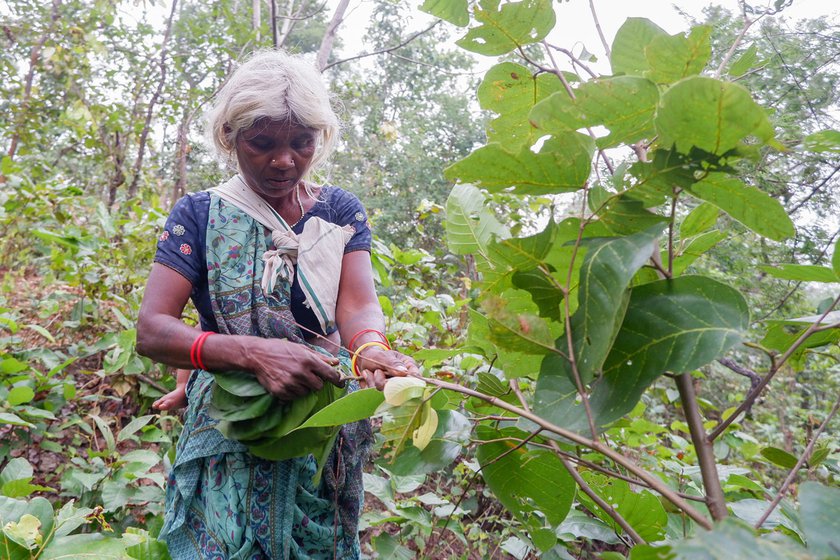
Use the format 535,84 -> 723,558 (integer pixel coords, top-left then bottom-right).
3,513 -> 41,549
53,500 -> 94,538
445,183 -> 508,258
761,322 -> 840,370
530,76 -> 659,148
564,225 -> 666,385
689,173 -> 795,242
480,291 -> 562,357
32,229 -> 81,249
626,149 -> 699,207
478,62 -> 563,147
656,77 -> 776,155
371,533 -> 415,560
445,134 -> 594,195
7,386 -> 34,406
89,414 -> 116,452
0,495 -> 54,553
610,18 -> 668,76
0,413 -> 35,428
512,268 -> 564,321
0,357 -> 28,375
579,472 -> 667,541
124,528 -> 171,560
468,308 -> 545,378
592,275 -> 749,426
802,129 -> 840,153
456,0 -> 555,56
672,230 -> 726,276
476,424 -> 575,525
668,517 -> 812,559
729,43 -> 759,77
759,264 -> 838,283
594,196 -> 669,235
212,370 -> 267,397
760,447 -> 798,469
480,218 -> 561,293
556,510 -> 624,544
210,389 -> 274,422
680,202 -> 719,238
799,481 -> 840,557
293,388 -> 384,429
386,410 -> 471,476
39,533 -> 136,559
116,415 -> 154,442
645,25 -> 712,84
419,0 -> 469,26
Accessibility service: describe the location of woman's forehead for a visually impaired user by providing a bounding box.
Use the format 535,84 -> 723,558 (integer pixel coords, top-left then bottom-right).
242,117 -> 318,137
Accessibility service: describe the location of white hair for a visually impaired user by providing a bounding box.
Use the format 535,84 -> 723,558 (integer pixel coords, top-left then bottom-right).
205,50 -> 340,183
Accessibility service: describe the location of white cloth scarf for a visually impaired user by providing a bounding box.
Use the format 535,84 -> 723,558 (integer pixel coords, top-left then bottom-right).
208,175 -> 354,333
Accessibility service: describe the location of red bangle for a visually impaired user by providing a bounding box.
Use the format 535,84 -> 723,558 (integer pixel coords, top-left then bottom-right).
190,332 -> 213,370
348,329 -> 390,352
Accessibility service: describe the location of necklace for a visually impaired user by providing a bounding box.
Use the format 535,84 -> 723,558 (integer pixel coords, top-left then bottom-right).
290,182 -> 305,227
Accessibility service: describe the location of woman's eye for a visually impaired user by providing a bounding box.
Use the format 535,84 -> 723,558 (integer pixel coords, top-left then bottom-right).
247,138 -> 271,149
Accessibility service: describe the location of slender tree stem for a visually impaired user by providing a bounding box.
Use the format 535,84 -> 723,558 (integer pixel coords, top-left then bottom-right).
755,395 -> 840,528
675,372 -> 728,520
424,377 -> 713,529
710,293 -> 840,441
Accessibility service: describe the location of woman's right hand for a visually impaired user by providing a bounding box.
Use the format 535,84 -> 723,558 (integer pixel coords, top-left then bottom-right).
246,337 -> 343,400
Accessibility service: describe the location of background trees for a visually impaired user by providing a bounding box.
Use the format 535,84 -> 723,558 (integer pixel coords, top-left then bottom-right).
1,0 -> 839,558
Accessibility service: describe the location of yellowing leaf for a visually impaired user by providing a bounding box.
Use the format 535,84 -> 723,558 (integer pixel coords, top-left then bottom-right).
3,513 -> 42,549
383,377 -> 427,406
412,405 -> 438,450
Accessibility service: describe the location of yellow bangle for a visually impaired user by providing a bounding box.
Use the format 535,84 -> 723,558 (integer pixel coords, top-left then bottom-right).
351,341 -> 389,377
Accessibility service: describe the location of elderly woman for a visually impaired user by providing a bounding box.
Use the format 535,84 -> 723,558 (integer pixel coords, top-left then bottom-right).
136,50 -> 417,559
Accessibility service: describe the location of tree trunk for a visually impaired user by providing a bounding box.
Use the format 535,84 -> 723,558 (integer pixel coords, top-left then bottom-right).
171,107 -> 191,204
6,0 -> 61,162
126,0 -> 179,200
316,0 -> 351,72
252,0 -> 261,41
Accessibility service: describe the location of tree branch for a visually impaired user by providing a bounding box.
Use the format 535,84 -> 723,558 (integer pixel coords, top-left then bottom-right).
322,20 -> 441,72
424,377 -> 713,529
709,293 -> 840,441
675,372 -> 728,520
755,394 -> 840,529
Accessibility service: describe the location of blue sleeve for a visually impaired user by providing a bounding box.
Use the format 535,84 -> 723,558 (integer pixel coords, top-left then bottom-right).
153,193 -> 207,286
330,187 -> 372,253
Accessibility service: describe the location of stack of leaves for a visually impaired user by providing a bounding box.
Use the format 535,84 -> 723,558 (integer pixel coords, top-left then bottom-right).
209,371 -> 343,468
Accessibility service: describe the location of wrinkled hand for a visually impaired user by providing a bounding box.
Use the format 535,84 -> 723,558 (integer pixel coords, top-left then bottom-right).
248,338 -> 343,400
356,346 -> 420,390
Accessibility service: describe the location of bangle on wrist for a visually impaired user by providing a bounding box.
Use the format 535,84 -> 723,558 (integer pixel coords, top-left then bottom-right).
190,332 -> 214,370
351,340 -> 389,377
348,328 -> 390,352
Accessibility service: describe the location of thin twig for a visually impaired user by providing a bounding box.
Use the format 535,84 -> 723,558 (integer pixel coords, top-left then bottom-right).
508,376 -> 645,544
754,395 -> 840,529
424,377 -> 713,529
322,21 -> 441,71
710,293 -> 840,441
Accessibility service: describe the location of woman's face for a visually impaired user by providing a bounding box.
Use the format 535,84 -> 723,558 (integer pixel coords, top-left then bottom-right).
234,118 -> 318,204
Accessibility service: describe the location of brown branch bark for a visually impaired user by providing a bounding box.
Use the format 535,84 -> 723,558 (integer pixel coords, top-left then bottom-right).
675,372 -> 728,521
316,0 -> 350,71
709,293 -> 840,441
424,377 -> 713,529
755,395 -> 840,528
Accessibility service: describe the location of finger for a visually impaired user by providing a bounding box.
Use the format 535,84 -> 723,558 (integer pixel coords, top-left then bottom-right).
373,369 -> 387,391
362,369 -> 376,390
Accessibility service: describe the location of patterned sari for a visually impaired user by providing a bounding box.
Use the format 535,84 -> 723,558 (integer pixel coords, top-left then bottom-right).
159,194 -> 371,559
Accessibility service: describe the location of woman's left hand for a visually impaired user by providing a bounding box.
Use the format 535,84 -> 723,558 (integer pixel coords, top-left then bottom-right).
356,346 -> 419,390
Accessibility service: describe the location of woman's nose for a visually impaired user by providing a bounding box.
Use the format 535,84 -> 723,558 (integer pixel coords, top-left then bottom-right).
270,151 -> 293,168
